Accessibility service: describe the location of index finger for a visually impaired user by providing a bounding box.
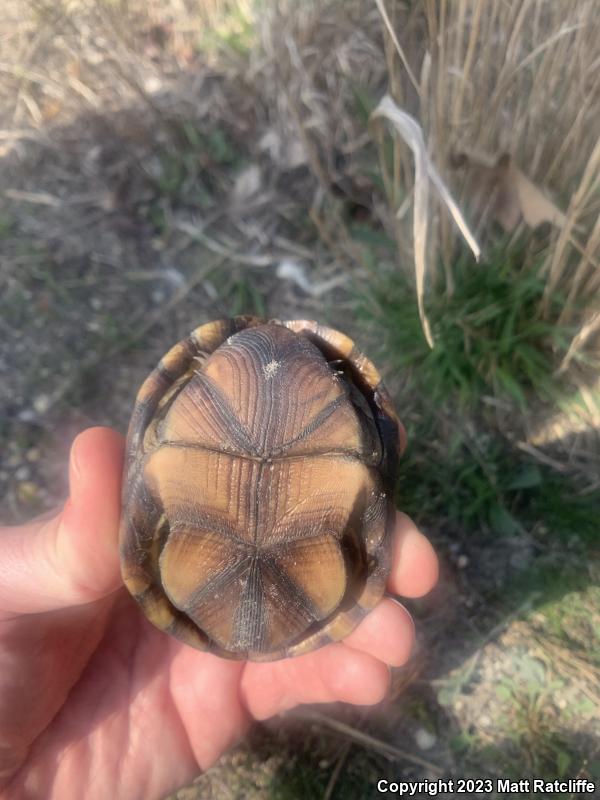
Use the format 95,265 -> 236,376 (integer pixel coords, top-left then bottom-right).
387,512 -> 438,597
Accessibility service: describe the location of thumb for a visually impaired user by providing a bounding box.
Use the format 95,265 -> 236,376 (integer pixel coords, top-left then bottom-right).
0,427 -> 125,617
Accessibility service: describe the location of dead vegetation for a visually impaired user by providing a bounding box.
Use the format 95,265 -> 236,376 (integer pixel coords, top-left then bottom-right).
376,1 -> 600,300
1,1 -> 599,797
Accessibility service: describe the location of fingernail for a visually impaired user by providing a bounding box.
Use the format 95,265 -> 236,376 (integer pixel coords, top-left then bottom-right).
385,596 -> 416,636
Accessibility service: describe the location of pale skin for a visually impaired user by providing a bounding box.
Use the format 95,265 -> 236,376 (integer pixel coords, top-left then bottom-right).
0,427 -> 438,800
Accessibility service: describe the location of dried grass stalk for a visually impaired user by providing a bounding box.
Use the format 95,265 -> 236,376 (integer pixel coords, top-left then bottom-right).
370,95 -> 480,347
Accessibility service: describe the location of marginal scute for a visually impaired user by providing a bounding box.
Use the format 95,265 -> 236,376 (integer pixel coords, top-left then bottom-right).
283,319 -> 355,359
119,317 -> 401,661
121,570 -> 151,597
190,319 -> 235,353
159,338 -> 195,377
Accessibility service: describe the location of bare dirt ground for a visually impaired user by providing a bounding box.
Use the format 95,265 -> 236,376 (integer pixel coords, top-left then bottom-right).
1,2 -> 599,798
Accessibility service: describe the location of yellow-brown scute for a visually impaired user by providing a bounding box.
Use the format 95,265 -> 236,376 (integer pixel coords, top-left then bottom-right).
160,324 -> 367,458
143,444 -> 374,652
158,530 -> 346,652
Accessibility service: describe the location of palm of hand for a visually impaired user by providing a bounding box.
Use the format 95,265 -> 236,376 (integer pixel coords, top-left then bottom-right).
2,591 -> 244,797
0,429 -> 437,800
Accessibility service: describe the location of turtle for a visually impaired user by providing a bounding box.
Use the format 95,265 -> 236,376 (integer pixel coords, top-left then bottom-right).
119,316 -> 405,661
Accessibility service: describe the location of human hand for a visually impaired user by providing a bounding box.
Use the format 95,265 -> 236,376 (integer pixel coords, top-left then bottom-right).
0,427 -> 438,800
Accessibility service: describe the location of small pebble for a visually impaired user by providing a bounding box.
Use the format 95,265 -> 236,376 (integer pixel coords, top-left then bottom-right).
17,481 -> 39,504
457,554 -> 469,569
26,447 -> 40,462
33,394 -> 51,415
15,465 -> 30,481
509,550 -> 532,570
415,728 -> 437,750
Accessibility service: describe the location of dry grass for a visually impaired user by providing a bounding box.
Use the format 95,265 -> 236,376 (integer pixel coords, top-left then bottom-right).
374,1 -> 600,332
3,1 -> 599,303
219,0 -> 600,364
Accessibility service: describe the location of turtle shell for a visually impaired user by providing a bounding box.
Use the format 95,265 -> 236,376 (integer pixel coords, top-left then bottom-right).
119,317 -> 405,661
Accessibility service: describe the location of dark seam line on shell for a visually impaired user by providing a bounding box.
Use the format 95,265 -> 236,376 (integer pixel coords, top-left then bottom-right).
281,363 -> 339,440
251,460 -> 265,546
169,512 -> 253,548
233,451 -> 244,534
123,476 -> 161,550
269,354 -> 285,459
177,385 -> 242,450
260,554 -> 322,621
269,393 -> 348,457
268,492 -> 350,536
147,440 -> 368,463
232,555 -> 264,650
260,527 -> 343,548
194,374 -> 260,455
258,333 -> 276,464
154,369 -> 199,422
263,434 -> 276,542
189,371 -> 261,456
180,555 -> 252,611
